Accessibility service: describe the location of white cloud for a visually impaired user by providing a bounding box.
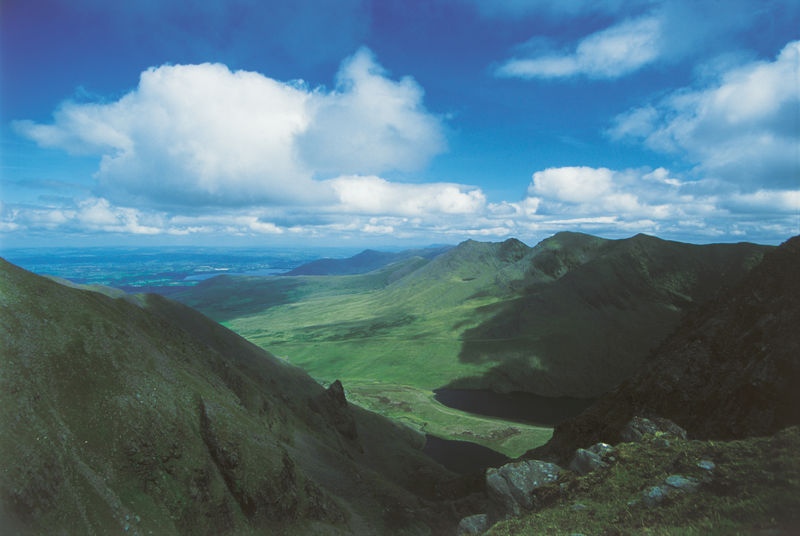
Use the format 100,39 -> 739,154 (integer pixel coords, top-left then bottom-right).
497,16 -> 662,79
493,0 -> 798,81
528,166 -> 613,203
3,162 -> 798,244
75,198 -> 162,234
723,190 -> 800,214
524,166 -> 684,221
299,48 -> 446,175
327,175 -> 486,216
610,40 -> 800,188
14,49 -> 446,208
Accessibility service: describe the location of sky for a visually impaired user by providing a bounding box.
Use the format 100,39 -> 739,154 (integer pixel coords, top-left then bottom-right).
1,0 -> 798,248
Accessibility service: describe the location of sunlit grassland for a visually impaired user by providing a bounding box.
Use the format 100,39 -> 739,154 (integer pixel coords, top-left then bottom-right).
226,290 -> 503,389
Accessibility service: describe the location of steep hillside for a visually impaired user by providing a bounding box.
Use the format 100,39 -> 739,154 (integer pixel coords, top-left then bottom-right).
0,259 -> 478,535
533,235 -> 800,463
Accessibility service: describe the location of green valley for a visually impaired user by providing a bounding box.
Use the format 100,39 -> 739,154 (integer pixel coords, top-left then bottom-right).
174,232 -> 769,455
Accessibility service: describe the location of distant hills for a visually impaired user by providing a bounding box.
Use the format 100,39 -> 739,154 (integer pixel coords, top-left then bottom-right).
175,232 -> 769,398
0,259 -> 476,534
285,246 -> 450,276
533,234 -> 800,462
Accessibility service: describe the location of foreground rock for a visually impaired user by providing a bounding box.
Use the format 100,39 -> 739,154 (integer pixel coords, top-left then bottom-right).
457,513 -> 489,535
487,426 -> 800,534
568,447 -> 607,475
486,459 -> 562,520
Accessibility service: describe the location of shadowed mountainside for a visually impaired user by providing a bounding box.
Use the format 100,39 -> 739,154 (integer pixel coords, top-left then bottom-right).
0,258 -> 480,535
532,235 -> 800,464
448,232 -> 769,396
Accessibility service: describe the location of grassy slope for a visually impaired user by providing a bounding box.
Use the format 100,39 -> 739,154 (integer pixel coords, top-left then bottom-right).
0,258 -> 477,535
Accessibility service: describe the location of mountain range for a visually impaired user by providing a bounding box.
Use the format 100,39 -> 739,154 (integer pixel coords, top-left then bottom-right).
3,231 -> 797,534
175,232 -> 768,398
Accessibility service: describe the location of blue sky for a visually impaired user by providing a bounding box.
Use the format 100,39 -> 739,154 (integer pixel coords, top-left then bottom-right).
1,0 -> 798,248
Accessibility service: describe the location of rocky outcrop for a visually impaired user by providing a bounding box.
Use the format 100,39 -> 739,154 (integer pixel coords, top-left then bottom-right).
620,416 -> 687,443
308,379 -> 360,446
486,459 -> 562,520
568,447 -> 607,476
457,513 -> 489,535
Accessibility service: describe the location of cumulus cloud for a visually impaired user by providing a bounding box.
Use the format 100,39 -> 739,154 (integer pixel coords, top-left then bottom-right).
299,48 -> 446,175
327,175 -> 485,216
523,166 -> 685,220
496,16 -> 662,79
610,40 -> 800,188
14,49 -> 446,208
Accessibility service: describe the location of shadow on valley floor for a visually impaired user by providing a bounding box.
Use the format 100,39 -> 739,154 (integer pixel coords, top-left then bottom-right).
422,435 -> 510,475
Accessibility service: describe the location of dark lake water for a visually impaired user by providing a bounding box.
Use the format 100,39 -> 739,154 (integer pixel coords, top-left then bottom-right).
434,388 -> 595,427
422,389 -> 596,474
422,435 -> 510,475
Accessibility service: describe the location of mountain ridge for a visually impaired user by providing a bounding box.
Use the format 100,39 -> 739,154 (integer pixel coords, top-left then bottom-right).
175,232 -> 770,398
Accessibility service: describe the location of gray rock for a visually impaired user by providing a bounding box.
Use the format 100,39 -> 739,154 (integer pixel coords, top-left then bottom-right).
571,502 -> 589,511
664,474 -> 699,492
642,485 -> 668,507
697,460 -> 716,471
486,460 -> 562,519
620,416 -> 687,443
587,442 -> 614,457
457,514 -> 489,536
569,448 -> 607,475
